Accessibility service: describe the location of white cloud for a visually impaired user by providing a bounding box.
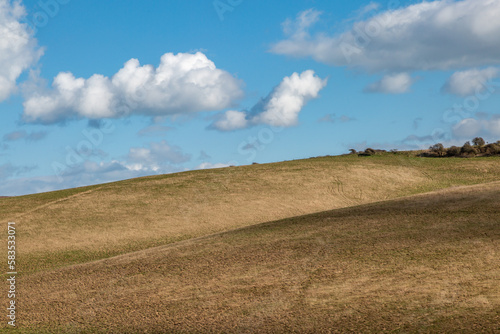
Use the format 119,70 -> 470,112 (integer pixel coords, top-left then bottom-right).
365,73 -> 414,94
212,110 -> 248,131
271,1 -> 500,72
452,115 -> 500,139
23,52 -> 244,123
127,140 -> 191,167
3,129 -> 47,141
137,125 -> 174,137
0,157 -> 231,196
0,162 -> 36,180
318,114 -> 355,123
196,162 -> 230,170
281,8 -> 322,37
485,116 -> 500,137
251,70 -> 327,127
355,2 -> 381,18
452,118 -> 482,138
1,140 -> 192,195
0,139 -> 221,196
212,70 -> 327,131
442,67 -> 500,96
0,0 -> 43,101
0,175 -> 60,196
0,160 -> 186,196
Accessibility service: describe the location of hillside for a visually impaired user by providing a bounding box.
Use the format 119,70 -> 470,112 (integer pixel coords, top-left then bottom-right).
16,181 -> 500,333
1,153 -> 500,274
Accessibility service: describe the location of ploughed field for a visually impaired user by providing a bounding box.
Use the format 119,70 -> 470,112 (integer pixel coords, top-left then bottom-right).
0,153 -> 499,332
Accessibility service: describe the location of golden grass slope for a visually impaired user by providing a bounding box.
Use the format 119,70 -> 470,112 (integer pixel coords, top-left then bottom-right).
1,154 -> 500,274
15,181 -> 500,333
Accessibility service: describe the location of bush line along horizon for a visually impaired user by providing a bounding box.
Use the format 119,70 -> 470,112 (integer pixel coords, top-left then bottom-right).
352,137 -> 500,158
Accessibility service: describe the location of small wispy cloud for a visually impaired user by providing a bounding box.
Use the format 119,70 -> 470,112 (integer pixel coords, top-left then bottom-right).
196,162 -> 230,170
137,125 -> 174,137
318,113 -> 355,123
3,130 -> 48,142
412,117 -> 423,130
364,73 -> 415,94
127,140 -> 191,168
0,163 -> 37,180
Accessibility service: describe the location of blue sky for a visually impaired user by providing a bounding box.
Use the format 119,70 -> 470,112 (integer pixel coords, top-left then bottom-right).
1,0 -> 500,195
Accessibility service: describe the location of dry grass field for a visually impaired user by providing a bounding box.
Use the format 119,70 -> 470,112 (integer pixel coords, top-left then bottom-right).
0,153 -> 499,333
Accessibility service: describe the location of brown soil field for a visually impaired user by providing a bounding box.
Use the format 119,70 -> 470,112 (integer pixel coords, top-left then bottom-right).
1,154 -> 499,274
15,181 -> 500,333
0,153 -> 499,332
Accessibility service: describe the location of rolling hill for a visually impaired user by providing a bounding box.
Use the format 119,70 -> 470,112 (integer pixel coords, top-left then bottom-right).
1,153 -> 499,332
16,181 -> 500,333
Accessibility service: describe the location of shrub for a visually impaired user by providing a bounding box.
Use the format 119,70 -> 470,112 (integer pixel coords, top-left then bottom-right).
365,148 -> 376,155
430,143 -> 446,157
485,143 -> 500,155
417,138 -> 499,158
447,146 -> 461,157
358,148 -> 376,156
461,141 -> 478,156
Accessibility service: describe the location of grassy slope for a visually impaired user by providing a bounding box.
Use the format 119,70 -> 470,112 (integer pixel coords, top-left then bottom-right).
15,181 -> 500,333
1,154 -> 500,274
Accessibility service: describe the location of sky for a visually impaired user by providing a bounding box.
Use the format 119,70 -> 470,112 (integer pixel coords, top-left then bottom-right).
1,0 -> 500,196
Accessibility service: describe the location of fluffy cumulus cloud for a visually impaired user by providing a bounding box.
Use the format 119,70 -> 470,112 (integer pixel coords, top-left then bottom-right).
271,1 -> 500,72
23,52 -> 244,123
365,73 -> 415,94
212,110 -> 248,131
0,0 -> 43,101
212,70 -> 327,131
452,115 -> 500,138
442,67 -> 500,96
